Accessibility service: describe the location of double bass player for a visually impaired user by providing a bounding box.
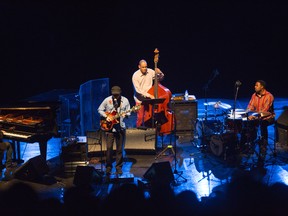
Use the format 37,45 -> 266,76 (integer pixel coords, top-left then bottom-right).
132,59 -> 164,128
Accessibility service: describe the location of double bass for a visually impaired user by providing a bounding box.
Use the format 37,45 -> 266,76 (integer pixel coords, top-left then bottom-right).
143,48 -> 174,134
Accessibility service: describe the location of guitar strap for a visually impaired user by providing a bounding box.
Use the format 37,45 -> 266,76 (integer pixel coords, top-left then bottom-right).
114,102 -> 122,132
113,96 -> 121,110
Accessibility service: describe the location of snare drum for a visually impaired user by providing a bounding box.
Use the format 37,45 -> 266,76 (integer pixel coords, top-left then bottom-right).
225,117 -> 242,133
225,109 -> 247,133
210,132 -> 238,157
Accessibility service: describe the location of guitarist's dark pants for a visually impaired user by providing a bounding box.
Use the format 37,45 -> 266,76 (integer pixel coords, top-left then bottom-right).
105,129 -> 126,170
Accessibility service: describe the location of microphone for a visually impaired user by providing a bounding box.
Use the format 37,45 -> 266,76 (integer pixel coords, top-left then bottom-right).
235,80 -> 242,87
113,98 -> 118,108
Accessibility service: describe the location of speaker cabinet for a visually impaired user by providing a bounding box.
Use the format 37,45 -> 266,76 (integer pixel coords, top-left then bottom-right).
276,110 -> 288,148
171,100 -> 198,135
275,110 -> 288,151
143,161 -> 174,184
61,143 -> 87,162
277,126 -> 288,148
14,155 -> 51,184
73,166 -> 103,187
277,110 -> 288,128
87,128 -> 156,154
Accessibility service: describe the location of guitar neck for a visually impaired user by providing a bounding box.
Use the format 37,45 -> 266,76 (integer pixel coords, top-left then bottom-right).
110,106 -> 137,120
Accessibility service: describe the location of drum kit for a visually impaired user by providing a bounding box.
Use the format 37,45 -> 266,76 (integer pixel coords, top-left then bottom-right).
197,101 -> 261,160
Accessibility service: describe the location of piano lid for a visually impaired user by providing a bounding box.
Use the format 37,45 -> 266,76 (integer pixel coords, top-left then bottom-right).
0,100 -> 59,130
0,101 -> 58,119
0,106 -> 52,111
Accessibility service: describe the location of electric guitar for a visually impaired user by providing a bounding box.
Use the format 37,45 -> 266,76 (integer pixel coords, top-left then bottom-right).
100,105 -> 141,131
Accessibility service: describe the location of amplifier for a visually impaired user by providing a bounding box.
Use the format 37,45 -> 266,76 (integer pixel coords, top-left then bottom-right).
276,126 -> 288,149
86,128 -> 156,154
171,100 -> 198,135
276,110 -> 288,150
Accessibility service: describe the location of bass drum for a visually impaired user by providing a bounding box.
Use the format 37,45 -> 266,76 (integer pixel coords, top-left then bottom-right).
209,132 -> 238,157
196,119 -> 224,137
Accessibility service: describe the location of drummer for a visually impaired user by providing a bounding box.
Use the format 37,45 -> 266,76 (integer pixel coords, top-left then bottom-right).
245,79 -> 275,166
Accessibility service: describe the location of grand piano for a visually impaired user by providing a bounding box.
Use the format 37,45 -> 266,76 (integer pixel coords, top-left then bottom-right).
0,101 -> 59,162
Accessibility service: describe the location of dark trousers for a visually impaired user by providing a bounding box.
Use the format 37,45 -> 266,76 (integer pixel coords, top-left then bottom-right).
240,118 -> 275,159
105,129 -> 125,169
0,141 -> 13,166
259,118 -> 275,141
258,118 -> 275,158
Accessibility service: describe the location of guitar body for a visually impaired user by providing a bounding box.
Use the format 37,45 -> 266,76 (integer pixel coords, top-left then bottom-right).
100,105 -> 141,131
100,111 -> 119,131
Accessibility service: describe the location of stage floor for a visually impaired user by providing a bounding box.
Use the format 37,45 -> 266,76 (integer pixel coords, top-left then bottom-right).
0,97 -> 288,203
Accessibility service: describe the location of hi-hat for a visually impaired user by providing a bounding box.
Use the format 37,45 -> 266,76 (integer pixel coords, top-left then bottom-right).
204,101 -> 232,109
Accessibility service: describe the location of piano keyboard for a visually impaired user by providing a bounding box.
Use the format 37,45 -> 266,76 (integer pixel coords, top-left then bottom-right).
1,130 -> 32,139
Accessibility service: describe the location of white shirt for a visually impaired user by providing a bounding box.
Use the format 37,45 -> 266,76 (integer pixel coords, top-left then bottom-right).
132,68 -> 156,103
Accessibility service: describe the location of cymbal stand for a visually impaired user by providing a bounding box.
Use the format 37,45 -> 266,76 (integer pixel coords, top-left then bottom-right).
171,111 -> 187,185
203,68 -> 219,121
200,69 -> 219,152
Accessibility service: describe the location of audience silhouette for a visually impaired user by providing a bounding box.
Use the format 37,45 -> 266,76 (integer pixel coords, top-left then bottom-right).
0,175 -> 288,215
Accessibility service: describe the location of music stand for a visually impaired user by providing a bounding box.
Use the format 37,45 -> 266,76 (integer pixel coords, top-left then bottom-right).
141,98 -> 165,128
141,98 -> 166,151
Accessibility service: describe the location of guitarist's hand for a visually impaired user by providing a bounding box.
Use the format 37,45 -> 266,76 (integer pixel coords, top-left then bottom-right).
106,116 -> 112,122
120,113 -> 128,118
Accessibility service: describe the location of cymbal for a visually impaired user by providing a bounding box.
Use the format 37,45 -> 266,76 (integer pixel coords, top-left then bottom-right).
204,101 -> 232,110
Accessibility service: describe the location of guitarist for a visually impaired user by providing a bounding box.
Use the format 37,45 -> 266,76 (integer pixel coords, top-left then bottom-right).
98,86 -> 131,176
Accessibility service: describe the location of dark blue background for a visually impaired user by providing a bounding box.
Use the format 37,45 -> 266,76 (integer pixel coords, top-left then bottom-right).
1,0 -> 287,104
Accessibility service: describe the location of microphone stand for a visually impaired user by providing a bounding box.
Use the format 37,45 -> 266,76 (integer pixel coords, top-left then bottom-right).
233,80 -> 242,113
233,81 -> 241,149
203,69 -> 219,120
200,69 -> 219,150
233,85 -> 240,118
